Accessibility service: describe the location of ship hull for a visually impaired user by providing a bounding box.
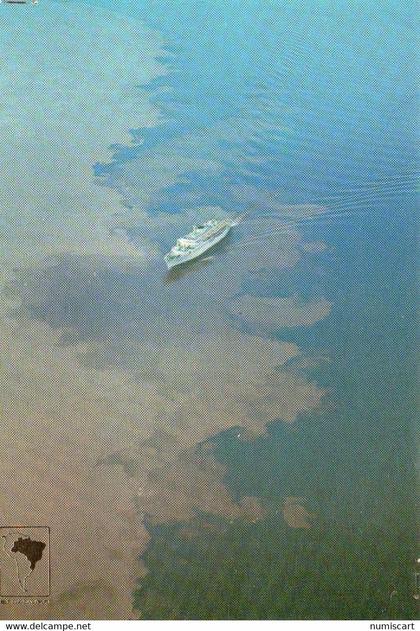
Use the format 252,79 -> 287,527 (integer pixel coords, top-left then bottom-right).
165,225 -> 231,269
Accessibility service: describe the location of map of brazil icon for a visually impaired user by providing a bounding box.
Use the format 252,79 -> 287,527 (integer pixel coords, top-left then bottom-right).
0,527 -> 50,597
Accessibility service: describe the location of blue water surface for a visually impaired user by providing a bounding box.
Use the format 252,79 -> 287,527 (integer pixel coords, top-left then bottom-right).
81,0 -> 417,618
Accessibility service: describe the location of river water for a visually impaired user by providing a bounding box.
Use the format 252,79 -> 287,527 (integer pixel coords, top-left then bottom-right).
0,0 -> 417,619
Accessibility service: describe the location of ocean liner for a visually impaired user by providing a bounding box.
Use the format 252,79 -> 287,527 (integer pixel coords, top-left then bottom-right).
164,219 -> 233,269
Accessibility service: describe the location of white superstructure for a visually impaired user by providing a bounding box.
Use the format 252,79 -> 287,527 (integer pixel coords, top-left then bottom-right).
164,219 -> 233,269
